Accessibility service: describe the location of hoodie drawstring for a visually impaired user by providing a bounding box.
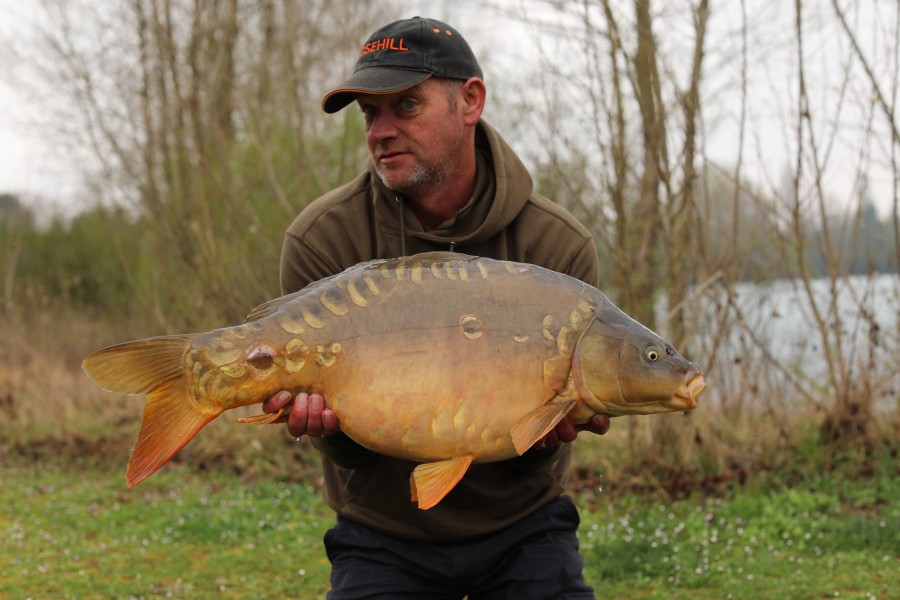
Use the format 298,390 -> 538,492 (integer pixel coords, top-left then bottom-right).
395,195 -> 459,255
396,195 -> 407,256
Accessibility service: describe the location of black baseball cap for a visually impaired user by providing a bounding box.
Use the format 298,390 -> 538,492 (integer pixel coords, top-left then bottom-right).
322,17 -> 483,113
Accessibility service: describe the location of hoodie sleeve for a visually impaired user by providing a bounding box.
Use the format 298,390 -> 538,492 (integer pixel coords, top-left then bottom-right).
566,237 -> 601,287
280,231 -> 343,295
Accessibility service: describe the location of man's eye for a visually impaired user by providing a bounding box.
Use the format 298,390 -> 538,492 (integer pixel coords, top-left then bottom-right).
399,100 -> 416,111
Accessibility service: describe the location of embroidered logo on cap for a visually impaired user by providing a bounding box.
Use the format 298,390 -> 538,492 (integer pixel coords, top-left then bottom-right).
359,37 -> 409,56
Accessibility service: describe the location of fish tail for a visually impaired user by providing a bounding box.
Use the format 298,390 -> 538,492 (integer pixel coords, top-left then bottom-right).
82,335 -> 217,487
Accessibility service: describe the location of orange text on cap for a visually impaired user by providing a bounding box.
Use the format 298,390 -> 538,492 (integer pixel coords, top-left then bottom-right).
360,37 -> 409,56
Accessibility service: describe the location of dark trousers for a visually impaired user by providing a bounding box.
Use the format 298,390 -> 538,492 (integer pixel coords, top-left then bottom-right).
323,496 -> 595,599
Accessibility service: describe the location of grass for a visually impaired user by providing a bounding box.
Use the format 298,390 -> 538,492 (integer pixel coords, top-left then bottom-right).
579,472 -> 899,599
1,454 -> 897,600
0,457 -> 334,599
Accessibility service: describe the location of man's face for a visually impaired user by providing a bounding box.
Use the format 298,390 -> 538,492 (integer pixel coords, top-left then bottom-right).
356,78 -> 467,196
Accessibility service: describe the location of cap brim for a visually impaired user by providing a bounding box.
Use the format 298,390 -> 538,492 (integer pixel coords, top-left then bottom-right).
322,68 -> 432,113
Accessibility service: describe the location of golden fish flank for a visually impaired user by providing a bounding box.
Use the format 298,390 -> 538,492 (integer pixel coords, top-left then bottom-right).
81,252 -> 706,511
277,313 -> 306,334
394,262 -> 409,281
284,338 -> 308,373
459,314 -> 484,340
316,343 -> 342,367
320,289 -> 349,316
445,262 -> 471,280
504,263 -> 526,276
205,333 -> 241,366
301,308 -> 326,329
542,314 -> 556,341
362,272 -> 381,295
570,300 -> 592,328
430,262 -> 443,279
379,263 -> 394,279
346,278 -> 369,307
556,326 -> 576,355
223,325 -> 249,339
410,262 -> 425,284
220,363 -> 246,378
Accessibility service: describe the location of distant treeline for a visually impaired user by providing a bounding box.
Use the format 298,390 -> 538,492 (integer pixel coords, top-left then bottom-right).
811,202 -> 896,277
1,186 -> 894,323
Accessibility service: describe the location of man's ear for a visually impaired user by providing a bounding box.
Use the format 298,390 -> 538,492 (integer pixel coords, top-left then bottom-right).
460,77 -> 486,126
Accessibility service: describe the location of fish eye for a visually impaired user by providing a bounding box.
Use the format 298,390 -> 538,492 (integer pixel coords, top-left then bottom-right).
645,347 -> 660,362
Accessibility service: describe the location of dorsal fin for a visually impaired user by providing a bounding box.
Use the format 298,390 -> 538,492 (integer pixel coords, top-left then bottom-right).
244,254 -> 475,323
407,251 -> 476,261
243,290 -> 306,322
244,261 -> 388,323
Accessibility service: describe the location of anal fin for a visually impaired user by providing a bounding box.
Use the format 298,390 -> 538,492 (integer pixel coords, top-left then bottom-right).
510,397 -> 577,455
409,456 -> 473,510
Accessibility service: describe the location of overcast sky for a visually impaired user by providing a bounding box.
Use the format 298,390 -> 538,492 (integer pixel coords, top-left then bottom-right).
1,0 -> 87,218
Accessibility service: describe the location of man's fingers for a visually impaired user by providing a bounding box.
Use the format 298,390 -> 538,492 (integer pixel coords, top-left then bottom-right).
263,390 -> 293,414
576,413 -> 611,436
305,393 -> 325,437
285,392 -> 338,438
322,409 -> 341,435
287,392 -> 310,437
590,413 -> 611,435
554,417 -> 578,444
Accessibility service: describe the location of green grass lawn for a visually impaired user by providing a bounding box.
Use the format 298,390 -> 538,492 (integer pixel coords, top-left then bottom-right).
1,457 -> 897,599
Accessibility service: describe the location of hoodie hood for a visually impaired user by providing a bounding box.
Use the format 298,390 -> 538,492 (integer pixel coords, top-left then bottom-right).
370,119 -> 535,249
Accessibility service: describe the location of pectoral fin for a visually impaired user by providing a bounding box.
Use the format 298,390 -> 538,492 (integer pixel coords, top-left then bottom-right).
235,408 -> 287,425
409,456 -> 474,510
510,397 -> 577,455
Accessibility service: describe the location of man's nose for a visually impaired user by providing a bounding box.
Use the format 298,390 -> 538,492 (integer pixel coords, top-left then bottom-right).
367,110 -> 398,142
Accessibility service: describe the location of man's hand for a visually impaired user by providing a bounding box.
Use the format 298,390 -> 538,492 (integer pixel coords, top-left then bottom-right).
536,413 -> 611,450
263,391 -> 342,438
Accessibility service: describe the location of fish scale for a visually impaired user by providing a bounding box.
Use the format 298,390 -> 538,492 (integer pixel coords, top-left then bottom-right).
82,252 -> 706,510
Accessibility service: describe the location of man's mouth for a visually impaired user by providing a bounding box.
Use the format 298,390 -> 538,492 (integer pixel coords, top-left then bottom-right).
378,151 -> 410,166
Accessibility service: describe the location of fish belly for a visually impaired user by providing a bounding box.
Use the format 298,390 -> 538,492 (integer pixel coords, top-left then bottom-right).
321,328 -> 553,463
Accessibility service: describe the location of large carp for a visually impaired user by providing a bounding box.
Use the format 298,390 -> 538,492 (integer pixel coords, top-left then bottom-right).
83,253 -> 705,509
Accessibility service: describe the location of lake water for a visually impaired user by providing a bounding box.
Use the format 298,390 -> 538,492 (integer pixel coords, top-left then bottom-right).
683,273 -> 899,410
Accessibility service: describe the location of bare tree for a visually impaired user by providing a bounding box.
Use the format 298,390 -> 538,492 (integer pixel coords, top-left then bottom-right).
27,0 -> 392,325
497,0 -> 900,475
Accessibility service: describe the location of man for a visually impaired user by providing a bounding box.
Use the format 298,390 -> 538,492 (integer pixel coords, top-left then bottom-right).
262,16 -> 611,599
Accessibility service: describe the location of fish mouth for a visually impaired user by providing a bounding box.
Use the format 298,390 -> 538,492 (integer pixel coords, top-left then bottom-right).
673,373 -> 706,410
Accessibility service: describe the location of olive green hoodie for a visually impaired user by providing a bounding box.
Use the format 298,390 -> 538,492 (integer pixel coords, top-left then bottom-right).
280,120 -> 598,542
